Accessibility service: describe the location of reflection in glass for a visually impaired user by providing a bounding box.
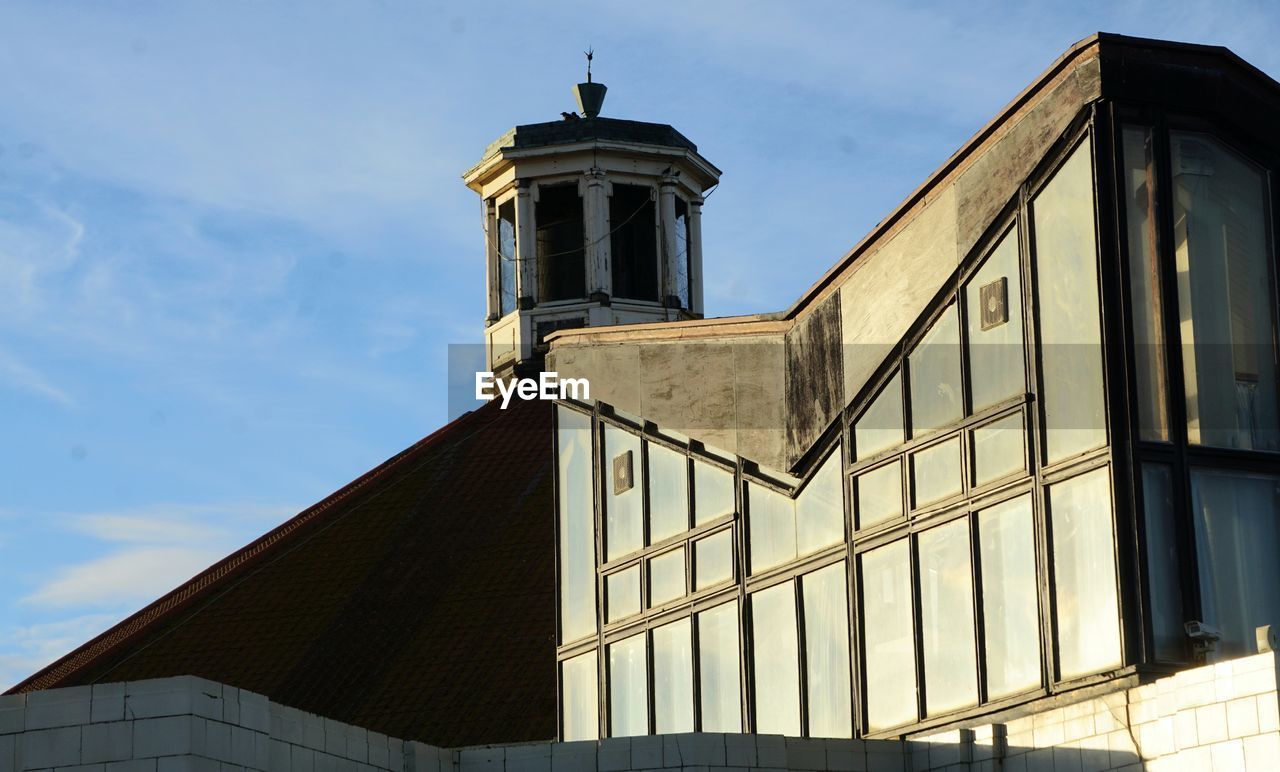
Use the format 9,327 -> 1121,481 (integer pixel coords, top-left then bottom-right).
605,424 -> 644,560
1172,132 -> 1279,451
748,482 -> 796,574
607,566 -> 640,622
1191,469 -> 1280,658
861,540 -> 917,731
978,495 -> 1041,699
965,228 -> 1025,411
609,633 -> 648,737
909,304 -> 964,434
649,548 -> 686,607
558,408 -> 597,643
694,460 -> 736,526
649,443 -> 690,543
797,451 -> 844,554
803,563 -> 852,737
1142,465 -> 1184,660
695,530 -> 733,590
561,650 -> 598,741
653,618 -> 694,734
971,413 -> 1026,487
1033,138 -> 1107,462
1050,468 -> 1122,679
497,199 -> 517,317
751,581 -> 801,735
699,601 -> 742,732
856,372 -> 905,461
1122,126 -> 1170,442
856,461 -> 902,529
919,519 -> 978,715
912,437 -> 962,508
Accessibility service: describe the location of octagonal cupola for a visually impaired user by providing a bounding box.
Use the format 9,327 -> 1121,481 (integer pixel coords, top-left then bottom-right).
463,68 -> 721,377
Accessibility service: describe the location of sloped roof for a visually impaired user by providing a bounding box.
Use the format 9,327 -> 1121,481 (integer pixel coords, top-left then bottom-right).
6,398 -> 556,748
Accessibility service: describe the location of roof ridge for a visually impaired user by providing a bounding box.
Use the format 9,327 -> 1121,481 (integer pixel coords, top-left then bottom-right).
5,400 -> 508,695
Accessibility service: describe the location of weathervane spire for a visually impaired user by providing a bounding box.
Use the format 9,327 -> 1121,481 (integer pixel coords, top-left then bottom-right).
585,47 -> 594,83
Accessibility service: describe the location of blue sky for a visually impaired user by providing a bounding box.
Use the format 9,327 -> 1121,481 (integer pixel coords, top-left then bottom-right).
2,1 -> 1278,689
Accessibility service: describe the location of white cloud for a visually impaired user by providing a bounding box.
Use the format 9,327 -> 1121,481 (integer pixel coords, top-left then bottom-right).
0,347 -> 75,406
0,612 -> 124,691
22,502 -> 295,610
22,547 -> 228,609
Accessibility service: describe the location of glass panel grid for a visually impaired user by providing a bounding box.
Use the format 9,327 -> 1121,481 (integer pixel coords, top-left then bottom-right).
919,519 -> 979,715
609,633 -> 648,737
861,540 -> 917,731
605,424 -> 644,561
698,600 -> 742,732
856,459 -> 903,530
751,581 -> 801,735
606,565 -> 641,623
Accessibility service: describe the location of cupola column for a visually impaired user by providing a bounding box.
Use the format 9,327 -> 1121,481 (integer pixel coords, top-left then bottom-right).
688,196 -> 705,316
514,180 -> 537,308
658,172 -> 680,308
582,167 -> 611,300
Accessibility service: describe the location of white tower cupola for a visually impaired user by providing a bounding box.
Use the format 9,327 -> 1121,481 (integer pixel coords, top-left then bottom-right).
463,65 -> 721,377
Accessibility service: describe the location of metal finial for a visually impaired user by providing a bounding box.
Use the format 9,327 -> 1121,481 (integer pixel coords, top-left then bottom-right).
585,47 -> 594,83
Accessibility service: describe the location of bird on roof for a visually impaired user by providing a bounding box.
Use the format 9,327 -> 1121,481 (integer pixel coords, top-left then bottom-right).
561,111 -> 580,121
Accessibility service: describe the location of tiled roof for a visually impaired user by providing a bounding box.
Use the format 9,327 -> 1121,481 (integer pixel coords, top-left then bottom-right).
6,398 -> 557,748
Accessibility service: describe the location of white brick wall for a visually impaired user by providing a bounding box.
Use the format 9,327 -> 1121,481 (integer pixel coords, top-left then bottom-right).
908,651 -> 1280,772
4,654 -> 1280,772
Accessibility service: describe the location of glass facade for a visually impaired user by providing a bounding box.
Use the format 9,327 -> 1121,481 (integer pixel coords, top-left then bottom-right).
554,118 -> 1280,741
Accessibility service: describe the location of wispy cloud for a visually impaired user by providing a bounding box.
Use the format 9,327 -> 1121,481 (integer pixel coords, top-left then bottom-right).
23,546 -> 229,609
22,502 -> 295,610
0,612 -> 123,691
0,347 -> 75,406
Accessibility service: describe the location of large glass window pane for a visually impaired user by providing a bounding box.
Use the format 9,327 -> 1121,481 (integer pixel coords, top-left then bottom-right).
856,372 -> 905,461
919,519 -> 979,715
605,424 -> 643,561
965,228 -> 1025,411
911,437 -> 962,508
803,563 -> 852,738
797,451 -> 844,554
1122,126 -> 1170,442
1033,138 -> 1107,462
748,482 -> 796,574
1191,469 -> 1280,659
609,633 -> 648,737
861,540 -> 917,731
971,413 -> 1026,487
607,565 -> 640,623
648,547 -> 686,607
751,581 -> 801,736
698,601 -> 742,732
648,443 -> 690,543
978,495 -> 1041,699
694,530 -> 733,590
558,408 -> 597,643
1172,132 -> 1279,451
910,305 -> 964,434
694,460 -> 735,526
856,460 -> 902,529
1142,464 -> 1184,661
561,650 -> 599,741
1049,468 -> 1122,679
536,183 -> 586,301
497,199 -> 517,317
653,618 -> 694,734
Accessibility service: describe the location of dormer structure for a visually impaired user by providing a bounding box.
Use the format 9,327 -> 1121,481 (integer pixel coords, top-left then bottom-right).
463,77 -> 721,377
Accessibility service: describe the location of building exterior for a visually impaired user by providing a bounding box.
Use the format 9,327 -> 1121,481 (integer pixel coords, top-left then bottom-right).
6,31 -> 1280,772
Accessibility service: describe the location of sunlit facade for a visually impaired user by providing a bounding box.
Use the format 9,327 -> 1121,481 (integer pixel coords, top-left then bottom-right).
550,39 -> 1280,744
